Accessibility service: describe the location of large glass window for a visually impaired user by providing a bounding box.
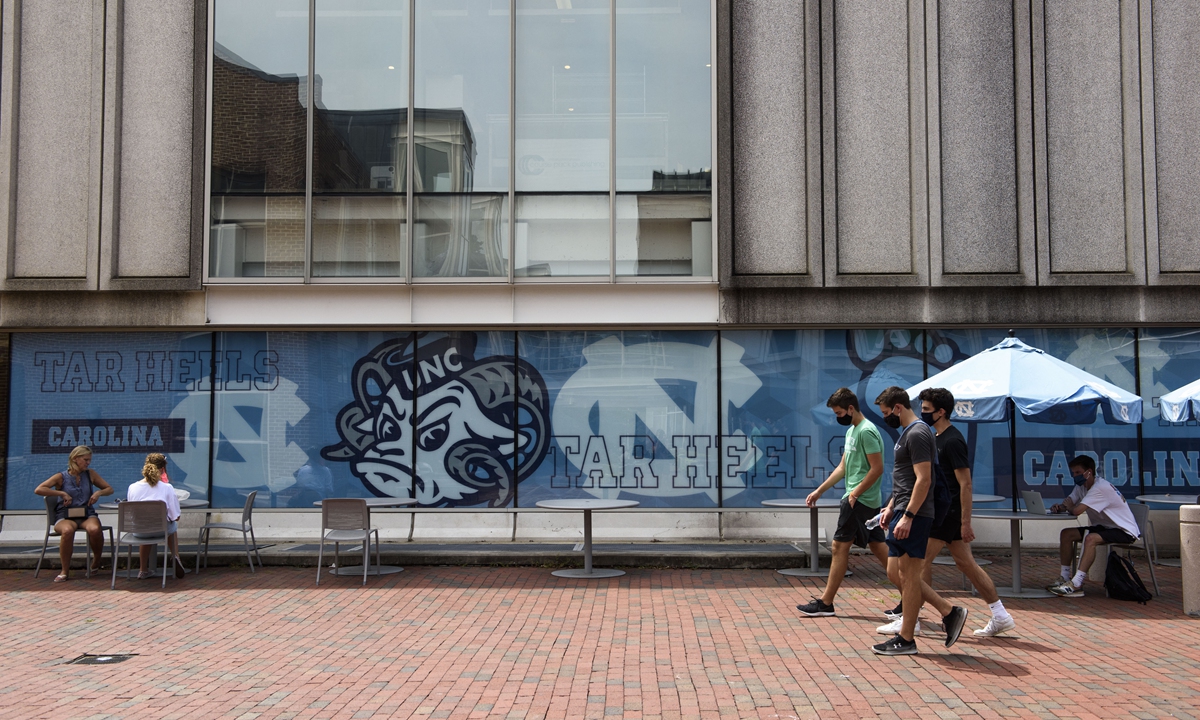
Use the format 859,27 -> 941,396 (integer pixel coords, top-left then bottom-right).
413,0 -> 510,278
311,0 -> 410,277
515,195 -> 610,277
208,0 -> 715,281
517,331 -> 719,508
312,196 -> 407,277
414,194 -> 508,278
615,194 -> 711,276
515,0 -> 611,193
10,327 -> 1199,511
5,333 -> 214,509
1140,329 -> 1200,491
210,0 -> 309,277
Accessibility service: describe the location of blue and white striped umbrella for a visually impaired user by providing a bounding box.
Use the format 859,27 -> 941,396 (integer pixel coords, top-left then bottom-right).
906,337 -> 1142,425
1159,378 -> 1200,423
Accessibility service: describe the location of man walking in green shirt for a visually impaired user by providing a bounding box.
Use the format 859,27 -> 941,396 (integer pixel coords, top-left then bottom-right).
796,388 -> 890,617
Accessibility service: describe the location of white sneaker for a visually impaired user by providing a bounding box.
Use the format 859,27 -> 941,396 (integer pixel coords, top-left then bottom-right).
973,615 -> 1016,637
876,617 -> 922,636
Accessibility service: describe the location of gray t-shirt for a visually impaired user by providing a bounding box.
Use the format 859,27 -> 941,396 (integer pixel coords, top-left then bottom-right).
892,419 -> 936,518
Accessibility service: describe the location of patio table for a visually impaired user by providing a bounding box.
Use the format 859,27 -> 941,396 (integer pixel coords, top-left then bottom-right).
761,498 -> 844,577
536,499 -> 640,578
314,497 -> 418,575
974,508 -> 1079,598
1135,494 -> 1198,567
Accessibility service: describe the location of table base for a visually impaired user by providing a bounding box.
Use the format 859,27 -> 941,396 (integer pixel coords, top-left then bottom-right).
777,568 -> 851,578
330,565 -> 404,576
995,587 -> 1056,599
552,568 -> 624,579
1155,558 -> 1182,568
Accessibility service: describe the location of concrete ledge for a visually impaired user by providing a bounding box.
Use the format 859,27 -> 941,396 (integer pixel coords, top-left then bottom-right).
0,541 -> 809,571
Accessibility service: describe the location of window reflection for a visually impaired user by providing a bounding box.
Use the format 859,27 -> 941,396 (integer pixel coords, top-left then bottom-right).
615,0 -> 711,192
415,0 -> 509,192
615,194 -> 711,277
209,0 -> 716,281
516,0 -> 611,192
313,0 -> 409,192
211,0 -> 309,194
312,196 -> 407,277
414,194 -> 508,278
210,196 -> 306,277
515,195 -> 610,277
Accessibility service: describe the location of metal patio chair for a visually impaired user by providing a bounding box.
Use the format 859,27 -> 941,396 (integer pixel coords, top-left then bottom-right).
111,500 -> 172,590
195,490 -> 262,573
1071,502 -> 1160,596
34,496 -> 114,579
316,499 -> 379,587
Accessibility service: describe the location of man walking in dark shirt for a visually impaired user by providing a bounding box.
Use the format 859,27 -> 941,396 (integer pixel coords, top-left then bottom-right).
918,388 -> 1014,637
872,386 -> 967,656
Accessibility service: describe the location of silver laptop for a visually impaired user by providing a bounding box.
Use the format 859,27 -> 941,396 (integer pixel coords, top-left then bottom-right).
1021,490 -> 1053,515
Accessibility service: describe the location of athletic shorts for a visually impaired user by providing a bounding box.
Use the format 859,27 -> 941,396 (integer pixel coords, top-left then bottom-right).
929,497 -> 963,543
886,514 -> 934,559
833,497 -> 885,547
1071,524 -> 1136,545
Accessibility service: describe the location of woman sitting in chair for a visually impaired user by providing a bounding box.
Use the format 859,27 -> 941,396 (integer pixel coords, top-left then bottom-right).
34,445 -> 113,582
127,454 -> 186,580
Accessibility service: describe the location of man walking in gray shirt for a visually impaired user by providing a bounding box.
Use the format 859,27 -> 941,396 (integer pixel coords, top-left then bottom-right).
872,386 -> 967,656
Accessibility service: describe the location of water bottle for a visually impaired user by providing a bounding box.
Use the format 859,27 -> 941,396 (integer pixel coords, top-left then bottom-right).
865,510 -> 884,530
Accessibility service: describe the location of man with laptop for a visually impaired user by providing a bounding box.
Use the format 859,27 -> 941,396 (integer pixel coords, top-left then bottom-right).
1046,455 -> 1140,597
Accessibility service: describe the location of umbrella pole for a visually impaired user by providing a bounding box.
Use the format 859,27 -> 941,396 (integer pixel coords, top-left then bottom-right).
1009,398 -> 1019,513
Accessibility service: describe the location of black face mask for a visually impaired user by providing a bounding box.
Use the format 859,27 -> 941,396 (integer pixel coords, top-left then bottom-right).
1071,473 -> 1088,487
920,411 -> 937,426
836,413 -> 853,426
883,413 -> 902,429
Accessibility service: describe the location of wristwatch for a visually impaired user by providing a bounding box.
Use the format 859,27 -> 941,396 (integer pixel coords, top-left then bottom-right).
903,510 -> 916,519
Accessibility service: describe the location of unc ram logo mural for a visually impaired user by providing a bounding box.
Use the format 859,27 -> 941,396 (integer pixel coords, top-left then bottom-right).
322,333 -> 551,508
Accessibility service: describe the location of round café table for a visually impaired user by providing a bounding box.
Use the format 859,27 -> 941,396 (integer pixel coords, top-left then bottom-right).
931,494 -> 1004,568
536,499 -> 640,578
314,497 -> 418,575
973,509 -> 1079,598
1135,494 -> 1198,567
761,498 -> 844,577
99,498 -> 210,577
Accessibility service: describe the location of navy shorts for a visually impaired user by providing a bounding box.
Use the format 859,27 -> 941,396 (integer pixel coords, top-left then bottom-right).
886,514 -> 934,559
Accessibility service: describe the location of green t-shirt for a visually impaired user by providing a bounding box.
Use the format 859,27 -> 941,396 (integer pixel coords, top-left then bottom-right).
843,419 -> 884,508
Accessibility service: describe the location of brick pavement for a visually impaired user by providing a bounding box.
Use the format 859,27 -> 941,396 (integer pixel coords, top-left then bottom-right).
0,553 -> 1196,720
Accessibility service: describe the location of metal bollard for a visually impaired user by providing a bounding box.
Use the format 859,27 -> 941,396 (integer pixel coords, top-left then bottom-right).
1181,505 -> 1200,617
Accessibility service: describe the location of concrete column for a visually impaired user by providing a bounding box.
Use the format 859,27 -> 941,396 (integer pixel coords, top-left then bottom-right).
1181,505 -> 1200,617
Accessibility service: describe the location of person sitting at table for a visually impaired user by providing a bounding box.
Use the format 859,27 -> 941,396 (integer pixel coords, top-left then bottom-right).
146,452 -> 170,483
127,454 -> 187,580
1046,455 -> 1140,597
34,445 -> 113,582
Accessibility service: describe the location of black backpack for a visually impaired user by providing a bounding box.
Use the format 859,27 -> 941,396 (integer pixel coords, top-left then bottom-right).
1104,551 -> 1152,604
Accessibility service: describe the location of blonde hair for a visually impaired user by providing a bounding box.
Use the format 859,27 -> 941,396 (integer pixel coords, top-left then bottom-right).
142,459 -> 162,486
145,453 -> 167,470
68,446 -> 93,474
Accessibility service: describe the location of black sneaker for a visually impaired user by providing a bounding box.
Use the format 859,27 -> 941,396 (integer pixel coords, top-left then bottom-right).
871,634 -> 918,656
941,606 -> 967,648
883,601 -> 903,619
796,597 -> 835,617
